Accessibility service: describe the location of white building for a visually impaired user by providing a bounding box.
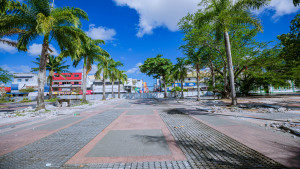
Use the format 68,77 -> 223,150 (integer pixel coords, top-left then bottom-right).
124,78 -> 144,93
160,70 -> 210,91
89,75 -> 127,94
11,73 -> 38,93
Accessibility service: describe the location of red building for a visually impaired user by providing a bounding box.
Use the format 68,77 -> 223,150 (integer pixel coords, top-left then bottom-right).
52,73 -> 82,95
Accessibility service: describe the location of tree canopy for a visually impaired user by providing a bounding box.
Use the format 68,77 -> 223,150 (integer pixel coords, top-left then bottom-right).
0,67 -> 12,84
139,54 -> 173,79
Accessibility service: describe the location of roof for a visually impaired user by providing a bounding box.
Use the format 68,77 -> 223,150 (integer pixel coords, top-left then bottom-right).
88,75 -> 96,80
13,73 -> 37,78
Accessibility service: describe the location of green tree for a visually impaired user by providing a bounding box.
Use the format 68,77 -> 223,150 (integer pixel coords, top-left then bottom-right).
277,14 -> 300,87
72,38 -> 109,103
139,54 -> 173,98
108,60 -> 123,98
32,55 -> 70,99
172,57 -> 190,99
95,59 -> 110,100
195,0 -> 269,105
0,67 -> 12,84
179,14 -> 222,100
1,0 -> 88,109
0,1 -> 26,50
116,70 -> 127,99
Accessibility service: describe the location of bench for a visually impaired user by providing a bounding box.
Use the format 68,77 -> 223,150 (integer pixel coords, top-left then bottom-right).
56,99 -> 81,107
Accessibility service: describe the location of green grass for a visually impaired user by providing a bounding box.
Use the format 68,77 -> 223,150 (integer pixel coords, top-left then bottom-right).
80,102 -> 89,105
15,112 -> 25,116
20,100 -> 32,103
45,98 -> 59,102
0,100 -> 8,103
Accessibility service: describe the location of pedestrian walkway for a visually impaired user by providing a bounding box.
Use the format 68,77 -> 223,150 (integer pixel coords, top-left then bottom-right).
0,99 -> 289,168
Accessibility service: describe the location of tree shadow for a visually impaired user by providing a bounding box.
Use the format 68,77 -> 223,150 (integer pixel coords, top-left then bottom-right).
133,133 -> 287,168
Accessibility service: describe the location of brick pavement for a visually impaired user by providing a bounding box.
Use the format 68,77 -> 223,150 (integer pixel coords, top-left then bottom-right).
0,109 -> 124,168
0,99 -> 291,169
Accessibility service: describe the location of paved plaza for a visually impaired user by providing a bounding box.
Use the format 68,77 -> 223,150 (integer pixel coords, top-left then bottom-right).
0,99 -> 299,168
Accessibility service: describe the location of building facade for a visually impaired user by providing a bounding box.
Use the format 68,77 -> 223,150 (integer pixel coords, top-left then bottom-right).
11,73 -> 39,93
52,73 -> 82,95
171,71 -> 210,91
90,75 -> 127,94
154,70 -> 210,92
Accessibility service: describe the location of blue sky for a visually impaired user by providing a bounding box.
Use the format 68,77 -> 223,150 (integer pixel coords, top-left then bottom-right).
0,0 -> 299,87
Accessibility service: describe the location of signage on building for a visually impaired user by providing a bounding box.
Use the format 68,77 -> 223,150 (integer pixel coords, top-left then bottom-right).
172,83 -> 196,87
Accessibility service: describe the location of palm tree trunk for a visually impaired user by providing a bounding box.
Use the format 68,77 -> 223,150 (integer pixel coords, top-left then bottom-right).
82,57 -> 87,103
102,78 -> 106,100
211,66 -> 216,99
180,78 -> 184,99
118,80 -> 121,99
196,65 -> 200,101
49,76 -> 53,99
36,41 -> 48,110
163,76 -> 167,98
224,31 -> 237,105
112,80 -> 114,98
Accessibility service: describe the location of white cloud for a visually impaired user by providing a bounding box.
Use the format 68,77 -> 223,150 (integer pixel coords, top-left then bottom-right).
76,64 -> 98,75
86,24 -> 117,41
113,0 -> 299,37
255,0 -> 300,20
127,62 -> 142,74
27,43 -> 59,56
1,64 -> 31,73
0,38 -> 17,54
113,0 -> 200,37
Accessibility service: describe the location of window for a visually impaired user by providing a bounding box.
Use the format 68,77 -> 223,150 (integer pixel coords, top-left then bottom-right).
17,79 -> 21,82
54,75 -> 59,77
66,75 -> 71,77
74,82 -> 79,85
188,78 -> 191,81
62,82 -> 71,85
54,82 -> 59,85
74,74 -> 79,77
25,79 -> 29,82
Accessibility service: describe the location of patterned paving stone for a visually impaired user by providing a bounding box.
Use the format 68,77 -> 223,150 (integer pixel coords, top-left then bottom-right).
126,110 -> 154,115
0,109 -> 124,169
35,117 -> 83,130
62,161 -> 192,169
86,129 -> 171,157
159,109 -> 286,169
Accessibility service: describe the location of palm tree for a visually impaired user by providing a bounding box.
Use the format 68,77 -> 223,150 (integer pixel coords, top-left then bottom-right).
0,1 -> 26,50
173,57 -> 190,99
195,0 -> 268,105
32,55 -> 69,99
1,0 -> 88,109
116,70 -> 127,99
182,45 -> 202,101
72,37 -> 108,103
95,59 -> 110,100
108,60 -> 123,98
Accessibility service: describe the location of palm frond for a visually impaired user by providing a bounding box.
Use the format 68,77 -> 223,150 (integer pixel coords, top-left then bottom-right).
233,0 -> 270,11
0,38 -> 17,47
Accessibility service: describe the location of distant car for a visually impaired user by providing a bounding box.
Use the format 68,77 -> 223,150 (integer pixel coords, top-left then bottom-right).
78,90 -> 93,95
86,90 -> 93,95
